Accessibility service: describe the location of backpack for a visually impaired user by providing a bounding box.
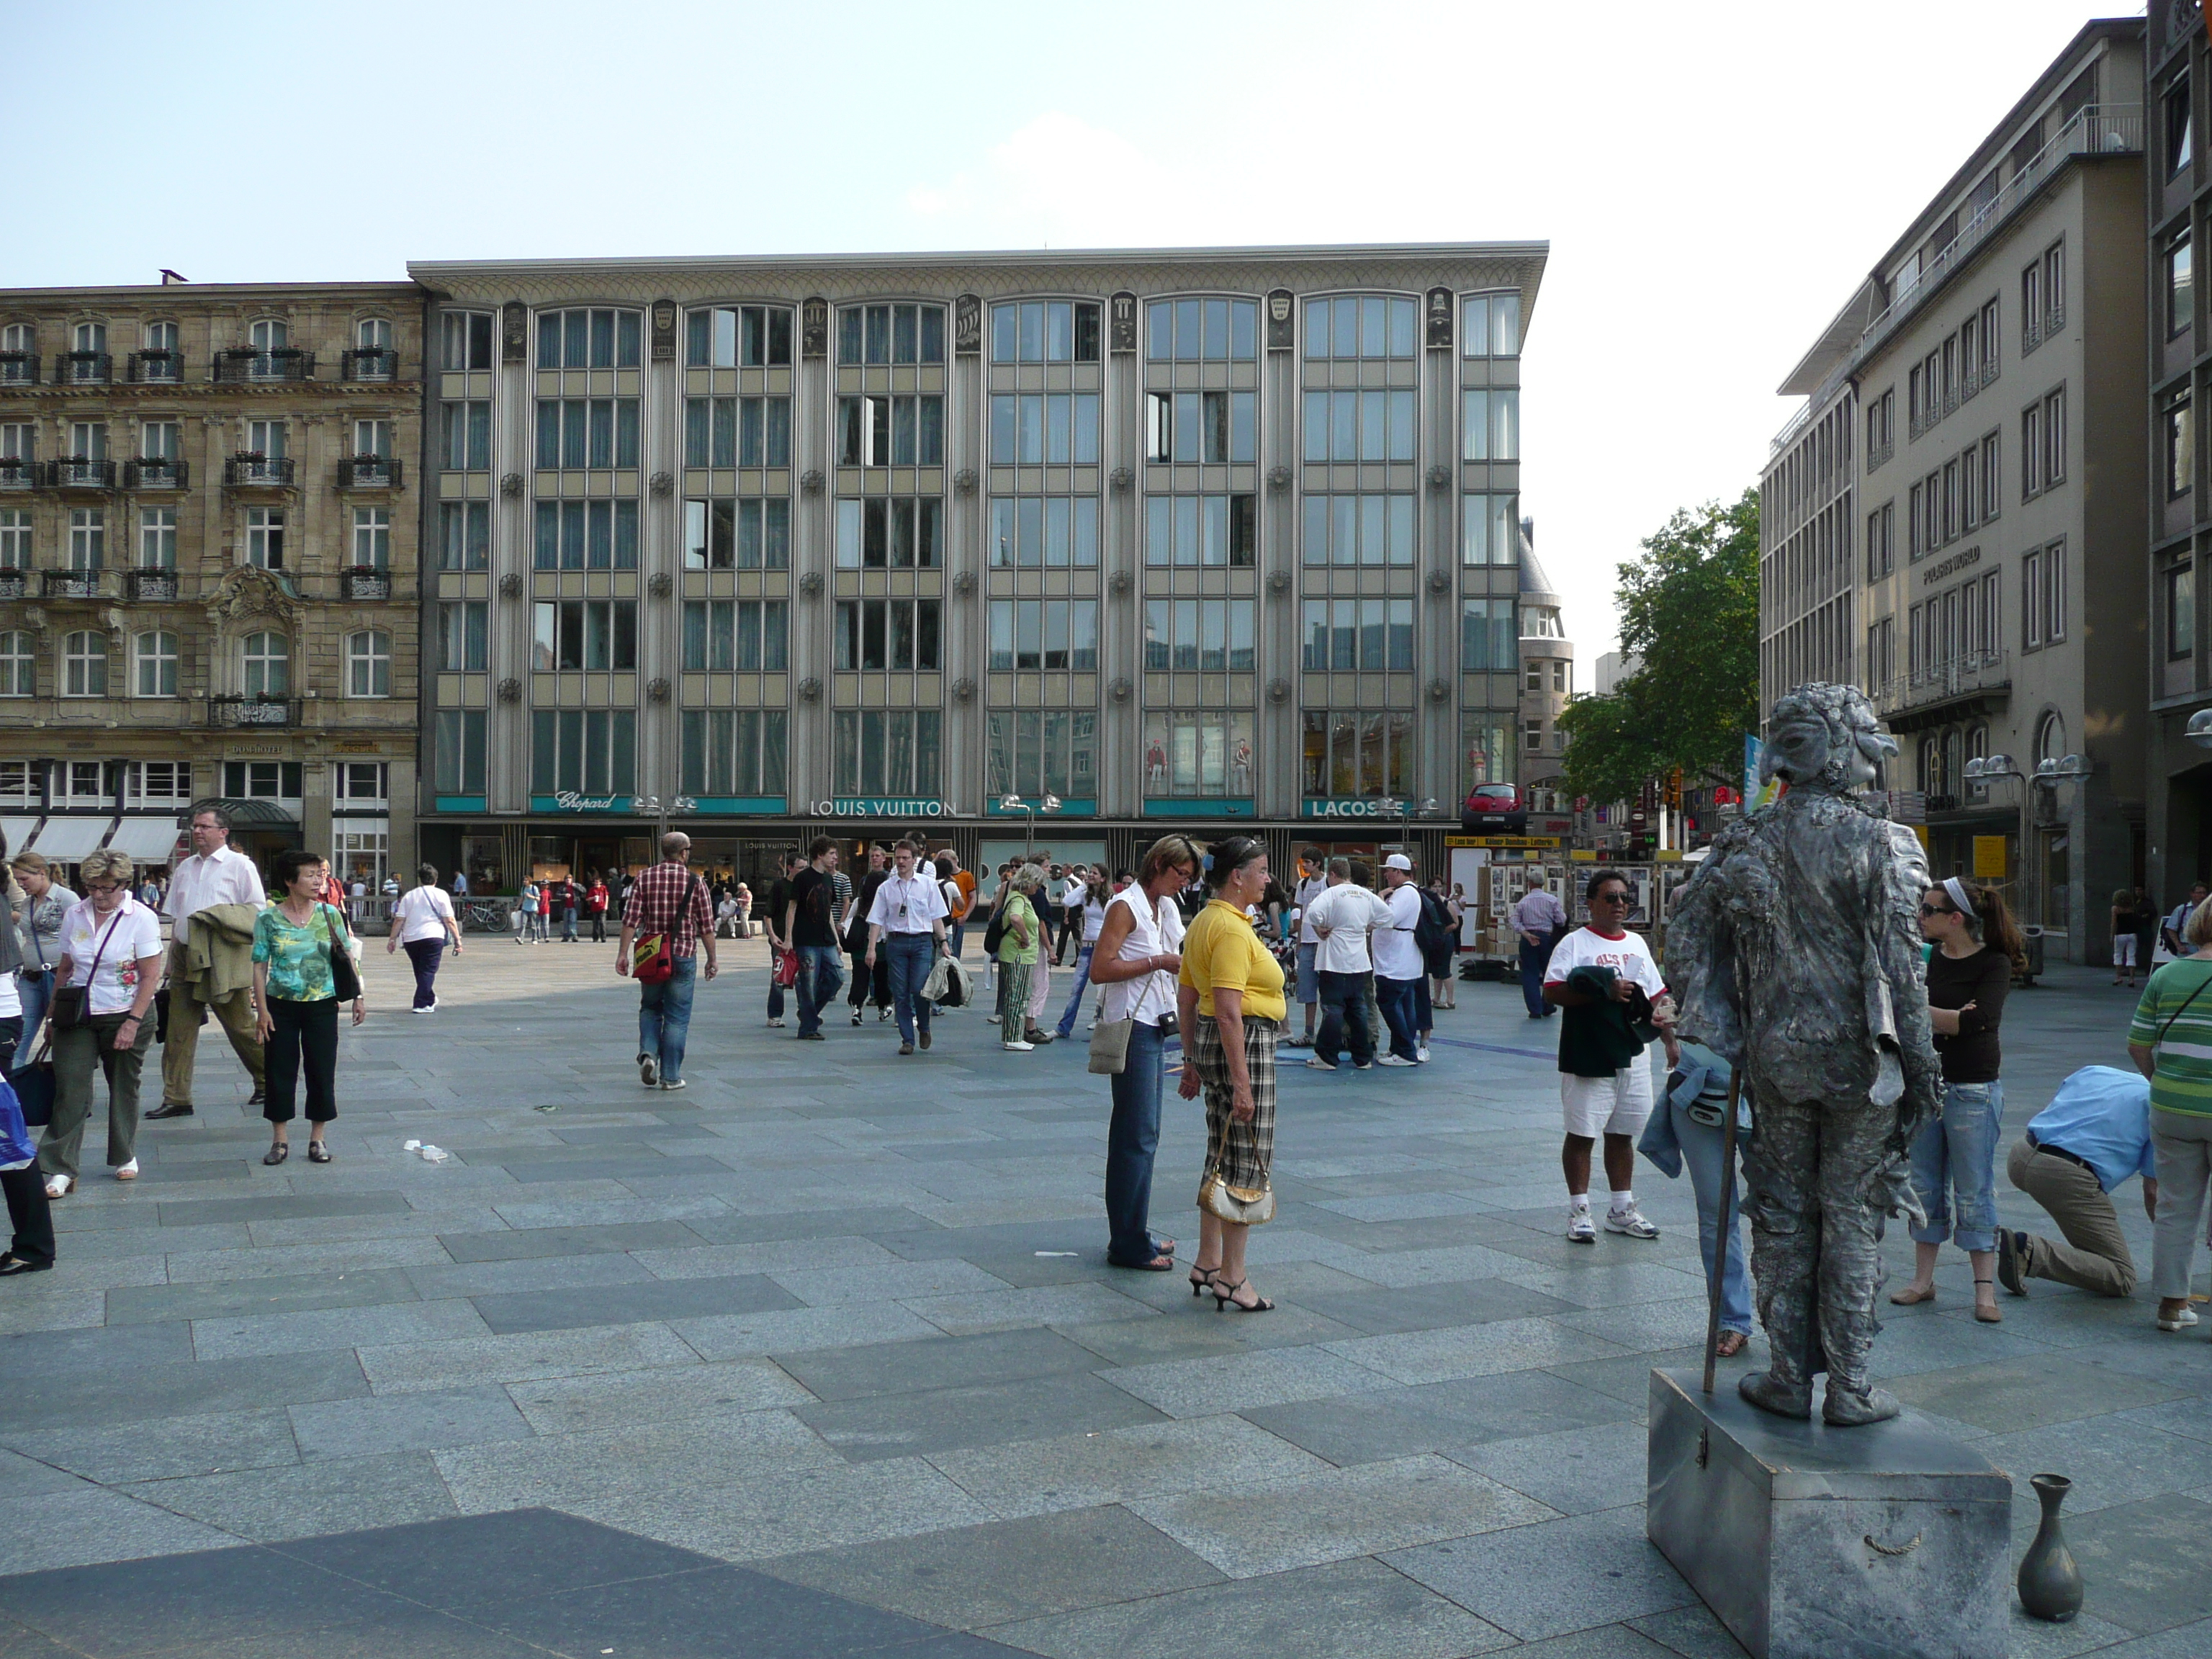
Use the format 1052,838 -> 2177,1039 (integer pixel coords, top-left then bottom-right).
1415,888 -> 1455,951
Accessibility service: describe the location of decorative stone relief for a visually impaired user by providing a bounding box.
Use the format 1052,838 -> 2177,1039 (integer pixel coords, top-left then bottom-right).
1425,286 -> 1455,350
497,676 -> 521,702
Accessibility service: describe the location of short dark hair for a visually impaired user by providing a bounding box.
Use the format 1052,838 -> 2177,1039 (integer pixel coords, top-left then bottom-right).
1586,868 -> 1632,902
808,835 -> 837,859
1205,835 -> 1267,893
271,848 -> 325,891
191,804 -> 232,831
1348,859 -> 1374,888
416,863 -> 439,886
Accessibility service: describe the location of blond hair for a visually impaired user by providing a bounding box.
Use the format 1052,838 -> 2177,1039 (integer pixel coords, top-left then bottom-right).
78,848 -> 137,888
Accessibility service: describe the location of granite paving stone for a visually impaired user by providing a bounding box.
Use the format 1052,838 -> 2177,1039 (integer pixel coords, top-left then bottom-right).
117,1452 -> 462,1542
924,1413 -> 1331,1519
2,1407 -> 300,1486
352,1322 -> 703,1393
796,1370 -> 1167,1463
503,1356 -> 815,1433
1385,1505 -> 1699,1639
434,1410 -> 837,1511
289,1385 -> 535,1460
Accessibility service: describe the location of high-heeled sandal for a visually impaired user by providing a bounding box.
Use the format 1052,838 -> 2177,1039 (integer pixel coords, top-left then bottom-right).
1213,1277 -> 1274,1313
1189,1264 -> 1220,1297
1973,1278 -> 2002,1323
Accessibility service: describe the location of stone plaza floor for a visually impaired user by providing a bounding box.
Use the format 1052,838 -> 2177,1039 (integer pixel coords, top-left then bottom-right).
0,932 -> 2207,1657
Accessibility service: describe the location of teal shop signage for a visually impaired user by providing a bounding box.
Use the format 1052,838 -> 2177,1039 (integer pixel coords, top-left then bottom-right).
808,798 -> 949,818
1302,797 -> 1400,819
527,794 -> 789,816
1142,799 -> 1254,819
986,798 -> 1098,817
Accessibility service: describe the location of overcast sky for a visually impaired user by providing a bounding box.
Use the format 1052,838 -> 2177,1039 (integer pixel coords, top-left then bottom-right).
4,1 -> 2126,661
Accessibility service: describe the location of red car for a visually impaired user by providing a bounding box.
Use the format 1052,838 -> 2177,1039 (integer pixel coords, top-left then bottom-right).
1461,782 -> 1527,833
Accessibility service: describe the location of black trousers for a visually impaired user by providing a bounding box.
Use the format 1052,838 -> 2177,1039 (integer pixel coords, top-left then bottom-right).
590,912 -> 607,942
0,1019 -> 53,1265
847,946 -> 889,1009
265,997 -> 340,1125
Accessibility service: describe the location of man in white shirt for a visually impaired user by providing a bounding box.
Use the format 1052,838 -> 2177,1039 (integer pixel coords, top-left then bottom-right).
2162,882 -> 2208,958
1285,848 -> 1328,1048
1370,853 -> 1426,1065
153,806 -> 268,1118
1303,858 -> 1392,1071
1512,883 -> 1569,1019
866,841 -> 950,1055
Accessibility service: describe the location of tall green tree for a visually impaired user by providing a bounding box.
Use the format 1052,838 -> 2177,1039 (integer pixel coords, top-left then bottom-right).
1557,488 -> 1759,805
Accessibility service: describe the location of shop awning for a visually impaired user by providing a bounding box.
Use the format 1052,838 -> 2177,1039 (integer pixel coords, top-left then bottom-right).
0,818 -> 36,859
28,817 -> 113,860
107,819 -> 185,863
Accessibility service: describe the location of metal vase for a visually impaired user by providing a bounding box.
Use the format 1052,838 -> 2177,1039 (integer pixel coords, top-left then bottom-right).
2017,1473 -> 2084,1622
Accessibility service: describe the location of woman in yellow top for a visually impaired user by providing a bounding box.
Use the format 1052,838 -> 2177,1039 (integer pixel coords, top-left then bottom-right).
1177,834 -> 1287,1312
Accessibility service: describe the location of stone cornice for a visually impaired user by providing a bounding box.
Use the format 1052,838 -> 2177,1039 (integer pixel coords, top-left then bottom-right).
0,378 -> 422,403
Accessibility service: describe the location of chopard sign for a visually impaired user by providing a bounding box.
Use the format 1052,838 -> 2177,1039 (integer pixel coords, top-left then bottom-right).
1921,545 -> 1980,585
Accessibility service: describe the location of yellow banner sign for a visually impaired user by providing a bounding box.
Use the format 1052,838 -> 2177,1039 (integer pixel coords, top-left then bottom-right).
1972,835 -> 2008,878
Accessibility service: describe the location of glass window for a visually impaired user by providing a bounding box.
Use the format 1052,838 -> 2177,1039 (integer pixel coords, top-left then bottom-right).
536,308 -> 642,369
1141,391 -> 1250,463
245,507 -> 285,570
683,396 -> 792,468
132,508 -> 174,569
2170,230 -> 2195,338
345,631 -> 391,698
438,501 -> 490,570
1138,598 -> 1256,670
0,508 -> 27,569
989,300 -> 1102,364
535,399 -> 639,469
438,601 -> 487,672
1300,493 -> 1414,566
2169,393 -> 2195,500
1143,495 -> 1256,567
350,507 -> 390,569
1303,295 -> 1418,359
1461,290 -> 1522,357
530,600 -> 637,671
67,508 -> 104,570
1144,297 -> 1258,362
680,709 -> 788,797
1461,599 -> 1518,671
1462,389 -> 1520,461
242,631 -> 289,697
0,634 -> 30,697
1140,711 -> 1254,797
441,401 -> 490,470
832,710 -> 942,796
838,395 -> 944,466
2170,562 -> 2196,660
1302,389 -> 1418,463
834,497 -> 943,570
685,305 -> 794,367
132,631 -> 178,698
988,392 -> 1101,465
1298,709 -> 1413,798
835,303 -> 946,366
530,709 -> 638,796
986,497 -> 1097,568
441,311 -> 493,371
1462,494 -> 1521,565
986,709 -> 1098,800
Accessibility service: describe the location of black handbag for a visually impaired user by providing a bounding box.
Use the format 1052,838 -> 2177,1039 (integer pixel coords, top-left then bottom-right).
49,909 -> 125,1033
6,1035 -> 54,1128
325,904 -> 364,1002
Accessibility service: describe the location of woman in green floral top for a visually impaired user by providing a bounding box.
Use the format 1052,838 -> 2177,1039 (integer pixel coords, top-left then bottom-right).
251,849 -> 367,1166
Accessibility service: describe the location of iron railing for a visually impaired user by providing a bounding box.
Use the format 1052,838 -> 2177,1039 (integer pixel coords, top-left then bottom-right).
336,457 -> 403,488
212,349 -> 315,384
56,351 -> 110,385
125,567 -> 180,601
1872,649 -> 2011,718
0,570 -> 25,599
207,695 -> 297,728
0,457 -> 32,489
341,348 -> 398,380
0,352 -> 37,387
125,457 -> 188,489
341,566 -> 391,599
40,569 -> 103,599
48,459 -> 117,489
127,349 -> 183,383
223,455 -> 295,486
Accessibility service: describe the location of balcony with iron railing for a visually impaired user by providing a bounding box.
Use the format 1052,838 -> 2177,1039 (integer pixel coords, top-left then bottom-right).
40,568 -> 103,600
0,568 -> 25,599
0,457 -> 37,489
336,456 -> 402,488
341,565 -> 392,599
48,458 -> 117,490
212,349 -> 315,384
55,351 -> 111,385
1873,648 -> 2011,720
127,349 -> 184,384
341,347 -> 398,381
125,457 -> 189,490
0,352 -> 37,387
208,695 -> 297,728
125,567 -> 180,601
223,454 -> 295,487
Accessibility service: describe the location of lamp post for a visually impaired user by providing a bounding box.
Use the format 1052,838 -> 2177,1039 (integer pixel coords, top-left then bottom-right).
999,791 -> 1061,860
2032,754 -> 2093,944
1375,795 -> 1440,865
1962,754 -> 2026,912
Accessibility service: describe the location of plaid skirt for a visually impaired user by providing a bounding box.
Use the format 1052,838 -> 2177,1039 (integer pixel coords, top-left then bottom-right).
1190,1012 -> 1278,1190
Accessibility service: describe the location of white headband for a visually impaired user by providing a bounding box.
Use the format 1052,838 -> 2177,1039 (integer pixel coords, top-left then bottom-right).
1941,876 -> 1977,920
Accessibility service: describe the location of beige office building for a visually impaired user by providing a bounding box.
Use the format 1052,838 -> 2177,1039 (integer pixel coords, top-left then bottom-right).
1762,19 -> 2149,963
404,245 -> 1544,889
0,281 -> 423,883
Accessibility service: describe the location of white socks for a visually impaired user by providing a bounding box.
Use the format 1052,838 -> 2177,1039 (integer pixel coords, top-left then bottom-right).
1609,1190 -> 1636,1216
1568,1193 -> 1591,1213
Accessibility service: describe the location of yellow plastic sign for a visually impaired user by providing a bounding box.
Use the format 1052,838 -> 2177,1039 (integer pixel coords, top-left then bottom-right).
1972,836 -> 2008,878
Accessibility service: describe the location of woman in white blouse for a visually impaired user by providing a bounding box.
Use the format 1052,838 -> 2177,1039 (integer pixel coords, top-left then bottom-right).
40,850 -> 164,1197
1090,837 -> 1197,1270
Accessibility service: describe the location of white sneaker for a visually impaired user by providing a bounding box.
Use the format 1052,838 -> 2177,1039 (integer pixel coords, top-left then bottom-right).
1003,1039 -> 1034,1052
1567,1209 -> 1596,1243
660,1079 -> 687,1092
42,1174 -> 71,1200
1416,1046 -> 1430,1063
114,1159 -> 138,1182
1305,1056 -> 1337,1070
986,1015 -> 1002,1025
1605,1208 -> 1660,1239
639,1053 -> 660,1087
1376,1054 -> 1419,1067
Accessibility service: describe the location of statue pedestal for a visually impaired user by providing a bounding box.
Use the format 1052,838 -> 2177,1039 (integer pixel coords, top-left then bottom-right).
1645,1368 -> 2011,1659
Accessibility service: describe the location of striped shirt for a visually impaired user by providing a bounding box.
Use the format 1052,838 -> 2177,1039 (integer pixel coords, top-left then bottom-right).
2130,957 -> 2212,1117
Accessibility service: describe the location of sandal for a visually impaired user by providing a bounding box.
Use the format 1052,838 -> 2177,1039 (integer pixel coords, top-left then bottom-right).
307,1141 -> 333,1164
1188,1264 -> 1220,1298
1213,1277 -> 1274,1313
1713,1329 -> 1749,1359
262,1143 -> 289,1166
1974,1278 -> 2002,1323
1115,1251 -> 1174,1272
1888,1282 -> 1936,1305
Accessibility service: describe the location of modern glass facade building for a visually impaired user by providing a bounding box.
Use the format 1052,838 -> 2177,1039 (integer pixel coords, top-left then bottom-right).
405,244 -> 1544,889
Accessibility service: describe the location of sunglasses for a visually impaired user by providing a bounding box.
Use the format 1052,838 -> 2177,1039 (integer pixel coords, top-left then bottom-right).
1918,903 -> 1955,917
1591,890 -> 1630,904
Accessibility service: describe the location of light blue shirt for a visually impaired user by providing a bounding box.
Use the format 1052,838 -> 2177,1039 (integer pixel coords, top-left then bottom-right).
2026,1066 -> 2158,1194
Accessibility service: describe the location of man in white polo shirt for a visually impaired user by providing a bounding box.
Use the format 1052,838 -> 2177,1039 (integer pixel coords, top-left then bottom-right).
1371,853 -> 1426,1066
1303,857 -> 1392,1071
1283,848 -> 1328,1048
154,805 -> 267,1117
866,840 -> 950,1056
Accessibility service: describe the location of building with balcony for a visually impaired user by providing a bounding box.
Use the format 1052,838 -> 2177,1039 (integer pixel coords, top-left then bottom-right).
1515,520 -> 1574,820
405,245 -> 1544,893
2148,1 -> 2212,909
1760,19 -> 2149,964
0,281 -> 422,886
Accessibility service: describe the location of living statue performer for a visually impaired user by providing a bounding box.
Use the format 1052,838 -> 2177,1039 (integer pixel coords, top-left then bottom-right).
1668,683 -> 1941,1426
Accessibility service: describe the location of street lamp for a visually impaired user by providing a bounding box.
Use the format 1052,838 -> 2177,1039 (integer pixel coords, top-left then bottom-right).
1375,795 -> 1440,861
1963,753 -> 2028,912
999,791 -> 1061,860
2188,709 -> 2212,750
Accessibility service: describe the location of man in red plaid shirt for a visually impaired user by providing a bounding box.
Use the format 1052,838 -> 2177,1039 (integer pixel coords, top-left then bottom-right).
616,832 -> 717,1090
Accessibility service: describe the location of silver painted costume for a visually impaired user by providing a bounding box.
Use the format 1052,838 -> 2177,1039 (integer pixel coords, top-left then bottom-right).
1668,683 -> 1941,1426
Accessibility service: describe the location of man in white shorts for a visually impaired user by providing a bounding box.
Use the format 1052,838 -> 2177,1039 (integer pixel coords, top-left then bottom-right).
1543,869 -> 1678,1242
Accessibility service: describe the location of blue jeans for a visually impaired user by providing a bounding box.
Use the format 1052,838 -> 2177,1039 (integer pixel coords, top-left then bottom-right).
562,905 -> 577,941
1054,944 -> 1095,1039
1518,939 -> 1550,1017
1908,1079 -> 2003,1252
883,933 -> 936,1046
1107,1020 -> 1168,1264
1314,969 -> 1375,1067
949,920 -> 966,960
1295,943 -> 1320,1011
16,969 -> 53,1054
793,945 -> 845,1037
1375,975 -> 1421,1061
637,956 -> 698,1084
1665,1095 -> 1753,1335
402,939 -> 444,1009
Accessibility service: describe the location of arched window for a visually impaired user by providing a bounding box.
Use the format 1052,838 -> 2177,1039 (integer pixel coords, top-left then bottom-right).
242,631 -> 289,698
1965,724 -> 1989,796
1917,735 -> 1944,796
2036,709 -> 2067,765
356,318 -> 392,351
143,320 -> 178,353
249,318 -> 288,354
61,631 -> 107,698
0,631 -> 32,696
133,631 -> 179,698
72,320 -> 105,354
345,630 -> 390,698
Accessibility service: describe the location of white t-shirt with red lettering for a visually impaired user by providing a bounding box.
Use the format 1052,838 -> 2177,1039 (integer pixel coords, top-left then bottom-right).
1542,925 -> 1665,1001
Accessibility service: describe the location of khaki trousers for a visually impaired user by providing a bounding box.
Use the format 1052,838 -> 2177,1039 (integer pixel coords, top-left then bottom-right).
2006,1136 -> 2136,1298
41,1012 -> 154,1180
160,940 -> 266,1107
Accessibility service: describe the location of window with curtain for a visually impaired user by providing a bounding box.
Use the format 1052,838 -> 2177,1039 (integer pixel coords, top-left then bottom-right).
536,308 -> 642,369
345,631 -> 391,698
133,631 -> 178,698
986,498 -> 1097,568
680,709 -> 788,797
242,631 -> 289,697
832,709 -> 942,796
62,631 -> 108,697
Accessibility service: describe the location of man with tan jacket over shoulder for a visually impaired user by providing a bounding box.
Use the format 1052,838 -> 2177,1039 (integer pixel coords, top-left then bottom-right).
152,806 -> 267,1118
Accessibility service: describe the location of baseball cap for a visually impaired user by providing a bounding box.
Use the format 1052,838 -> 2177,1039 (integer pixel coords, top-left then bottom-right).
1383,853 -> 1413,872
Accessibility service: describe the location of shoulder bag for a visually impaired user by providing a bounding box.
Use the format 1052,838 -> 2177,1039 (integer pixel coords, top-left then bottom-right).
48,908 -> 125,1032
322,905 -> 364,1002
631,876 -> 700,985
1197,1160 -> 1276,1226
981,894 -> 1012,957
6,1030 -> 55,1128
1087,1015 -> 1133,1075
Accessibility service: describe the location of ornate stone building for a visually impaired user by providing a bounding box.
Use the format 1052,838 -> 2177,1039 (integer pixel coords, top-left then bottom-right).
0,280 -> 422,884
